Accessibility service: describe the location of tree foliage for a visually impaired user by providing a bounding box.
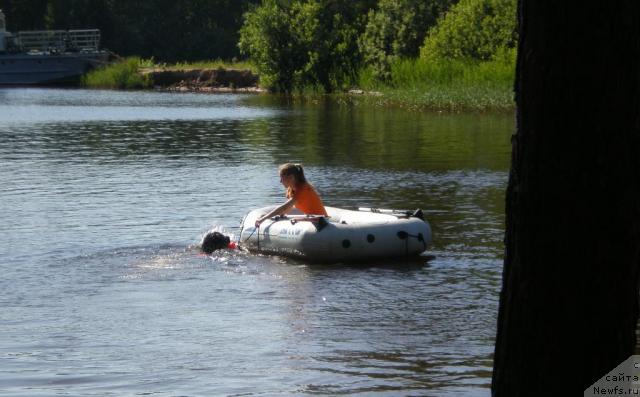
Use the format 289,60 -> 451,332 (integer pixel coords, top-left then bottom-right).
0,0 -> 521,93
420,0 -> 516,61
238,0 -> 314,92
0,0 -> 48,30
239,0 -> 366,93
359,0 -> 453,81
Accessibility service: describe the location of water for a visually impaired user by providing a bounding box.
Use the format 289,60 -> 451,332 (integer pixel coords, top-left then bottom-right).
0,88 -> 512,396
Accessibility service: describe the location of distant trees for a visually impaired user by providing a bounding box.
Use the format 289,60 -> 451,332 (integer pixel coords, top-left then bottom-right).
239,0 -> 517,92
0,0 -> 520,92
0,0 -> 260,62
238,0 -> 455,91
0,0 -> 48,30
102,0 -> 261,63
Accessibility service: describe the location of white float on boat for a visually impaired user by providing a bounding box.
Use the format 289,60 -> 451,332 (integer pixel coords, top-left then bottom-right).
239,206 -> 432,262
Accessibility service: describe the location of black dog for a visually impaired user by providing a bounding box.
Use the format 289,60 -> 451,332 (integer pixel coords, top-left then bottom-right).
201,231 -> 231,254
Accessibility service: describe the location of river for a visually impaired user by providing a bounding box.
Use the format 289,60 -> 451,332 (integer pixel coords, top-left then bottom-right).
0,88 -> 512,396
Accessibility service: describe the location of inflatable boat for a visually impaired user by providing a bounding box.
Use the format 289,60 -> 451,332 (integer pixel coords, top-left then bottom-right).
238,206 -> 432,262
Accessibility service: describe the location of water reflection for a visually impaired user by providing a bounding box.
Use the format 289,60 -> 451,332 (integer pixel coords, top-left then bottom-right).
0,89 -> 512,172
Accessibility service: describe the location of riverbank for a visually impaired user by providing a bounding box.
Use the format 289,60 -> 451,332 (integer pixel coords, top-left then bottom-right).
82,57 -> 263,93
140,67 -> 264,93
83,57 -> 514,111
352,56 -> 515,112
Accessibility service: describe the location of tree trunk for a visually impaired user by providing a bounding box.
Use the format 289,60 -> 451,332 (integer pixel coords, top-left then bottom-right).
493,2 -> 640,396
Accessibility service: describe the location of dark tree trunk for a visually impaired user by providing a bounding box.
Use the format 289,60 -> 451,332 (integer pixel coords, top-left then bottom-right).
493,2 -> 640,396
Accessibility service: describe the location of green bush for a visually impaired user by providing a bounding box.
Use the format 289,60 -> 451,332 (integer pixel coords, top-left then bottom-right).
359,0 -> 453,81
82,57 -> 153,89
239,0 -> 311,92
420,0 -> 517,61
238,0 -> 361,93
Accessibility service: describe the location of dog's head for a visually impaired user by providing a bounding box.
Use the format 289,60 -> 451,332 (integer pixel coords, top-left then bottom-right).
201,231 -> 231,254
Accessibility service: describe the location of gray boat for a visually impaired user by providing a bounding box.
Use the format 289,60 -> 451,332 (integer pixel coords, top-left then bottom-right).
0,9 -> 109,85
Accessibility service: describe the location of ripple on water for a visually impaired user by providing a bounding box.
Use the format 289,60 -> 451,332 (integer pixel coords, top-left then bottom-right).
0,89 -> 510,396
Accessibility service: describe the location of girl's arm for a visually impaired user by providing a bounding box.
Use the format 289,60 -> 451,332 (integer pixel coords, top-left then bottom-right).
255,197 -> 296,227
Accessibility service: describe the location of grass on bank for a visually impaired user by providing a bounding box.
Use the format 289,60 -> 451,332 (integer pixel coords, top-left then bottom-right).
82,57 -> 154,89
159,59 -> 257,73
82,57 -> 257,89
265,51 -> 516,111
356,50 -> 516,111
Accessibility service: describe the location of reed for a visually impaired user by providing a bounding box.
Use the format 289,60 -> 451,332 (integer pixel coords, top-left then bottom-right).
82,57 -> 153,89
358,50 -> 516,111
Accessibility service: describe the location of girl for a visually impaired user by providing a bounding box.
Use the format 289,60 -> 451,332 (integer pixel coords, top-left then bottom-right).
255,163 -> 327,227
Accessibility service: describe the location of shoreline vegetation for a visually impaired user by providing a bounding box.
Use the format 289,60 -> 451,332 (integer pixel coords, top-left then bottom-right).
82,54 -> 515,112
80,0 -> 517,112
82,57 -> 264,93
8,0 -> 518,111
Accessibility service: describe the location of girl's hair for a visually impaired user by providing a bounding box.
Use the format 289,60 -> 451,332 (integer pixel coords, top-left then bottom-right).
279,163 -> 307,184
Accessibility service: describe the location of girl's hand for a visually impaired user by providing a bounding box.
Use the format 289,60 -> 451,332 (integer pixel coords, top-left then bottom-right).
255,218 -> 263,228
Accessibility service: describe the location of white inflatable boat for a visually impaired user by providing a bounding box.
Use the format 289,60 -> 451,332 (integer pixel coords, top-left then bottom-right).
238,206 -> 432,262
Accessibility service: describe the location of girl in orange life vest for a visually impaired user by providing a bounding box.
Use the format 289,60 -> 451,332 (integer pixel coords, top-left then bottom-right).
255,163 -> 327,228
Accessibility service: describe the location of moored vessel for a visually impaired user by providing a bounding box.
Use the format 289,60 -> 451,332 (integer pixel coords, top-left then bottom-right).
0,9 -> 109,85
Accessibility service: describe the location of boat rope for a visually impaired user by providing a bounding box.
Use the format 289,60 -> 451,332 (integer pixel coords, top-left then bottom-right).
243,225 -> 257,242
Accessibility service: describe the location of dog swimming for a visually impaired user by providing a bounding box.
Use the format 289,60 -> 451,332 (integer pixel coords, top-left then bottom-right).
200,231 -> 237,254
